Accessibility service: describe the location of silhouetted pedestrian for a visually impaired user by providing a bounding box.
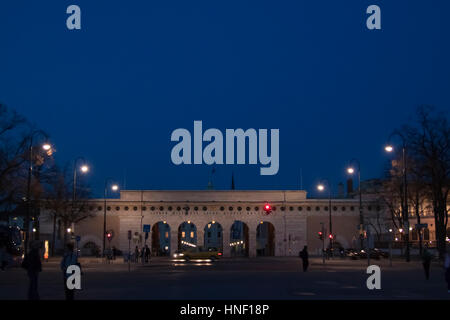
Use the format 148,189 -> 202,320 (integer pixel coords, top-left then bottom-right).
422,246 -> 433,280
21,241 -> 42,300
60,243 -> 78,300
135,246 -> 140,263
444,250 -> 450,293
299,246 -> 309,272
145,245 -> 150,263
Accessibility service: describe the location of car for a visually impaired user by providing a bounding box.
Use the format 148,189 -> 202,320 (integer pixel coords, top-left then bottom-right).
173,246 -> 222,261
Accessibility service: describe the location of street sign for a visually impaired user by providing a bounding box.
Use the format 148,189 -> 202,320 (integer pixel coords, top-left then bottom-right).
143,224 -> 151,233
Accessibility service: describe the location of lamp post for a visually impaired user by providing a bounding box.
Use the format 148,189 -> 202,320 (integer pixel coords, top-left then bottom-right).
103,179 -> 119,257
317,180 -> 333,257
24,130 -> 52,254
346,159 -> 364,250
385,131 -> 410,262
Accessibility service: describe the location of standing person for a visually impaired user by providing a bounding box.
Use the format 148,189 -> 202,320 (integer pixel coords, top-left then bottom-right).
21,241 -> 42,300
135,246 -> 140,263
60,243 -> 78,300
145,245 -> 150,263
444,250 -> 450,294
422,245 -> 433,280
299,246 -> 309,272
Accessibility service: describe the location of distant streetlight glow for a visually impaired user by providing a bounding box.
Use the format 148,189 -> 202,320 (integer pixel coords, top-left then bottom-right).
317,184 -> 325,191
42,143 -> 51,151
385,145 -> 394,152
111,184 -> 119,191
347,167 -> 355,174
81,165 -> 89,173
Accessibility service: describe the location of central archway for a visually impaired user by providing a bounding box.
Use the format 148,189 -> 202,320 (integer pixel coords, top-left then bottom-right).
256,222 -> 275,256
230,221 -> 249,257
178,221 -> 197,250
204,221 -> 223,251
151,222 -> 171,256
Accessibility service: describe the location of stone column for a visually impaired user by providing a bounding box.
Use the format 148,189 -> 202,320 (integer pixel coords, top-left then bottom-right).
170,228 -> 178,256
197,229 -> 204,248
222,226 -> 231,257
248,228 -> 257,258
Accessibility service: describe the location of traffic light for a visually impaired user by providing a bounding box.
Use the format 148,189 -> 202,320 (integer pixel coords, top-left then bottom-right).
318,231 -> 323,240
263,203 -> 272,214
107,232 -> 112,242
328,234 -> 334,240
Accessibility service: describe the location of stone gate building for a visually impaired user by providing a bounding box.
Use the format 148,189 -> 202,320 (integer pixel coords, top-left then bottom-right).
40,190 -> 387,257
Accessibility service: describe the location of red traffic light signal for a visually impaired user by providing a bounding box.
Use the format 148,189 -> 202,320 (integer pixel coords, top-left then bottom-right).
107,233 -> 112,241
318,231 -> 323,240
264,203 -> 272,214
328,234 -> 334,239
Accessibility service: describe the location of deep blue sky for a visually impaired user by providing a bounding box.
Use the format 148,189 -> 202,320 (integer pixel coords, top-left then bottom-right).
1,1 -> 449,198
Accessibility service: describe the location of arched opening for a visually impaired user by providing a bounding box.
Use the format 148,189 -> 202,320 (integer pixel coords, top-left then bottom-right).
256,222 -> 275,256
178,222 -> 197,250
204,221 -> 223,252
151,222 -> 171,256
230,221 -> 249,257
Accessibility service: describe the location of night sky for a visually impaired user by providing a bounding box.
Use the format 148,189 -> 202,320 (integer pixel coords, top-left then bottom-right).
1,1 -> 449,198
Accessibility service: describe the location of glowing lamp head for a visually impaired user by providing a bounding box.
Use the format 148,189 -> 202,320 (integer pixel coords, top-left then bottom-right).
80,165 -> 89,173
347,167 -> 355,174
385,145 -> 394,153
111,184 -> 119,192
317,184 -> 325,191
42,143 -> 51,151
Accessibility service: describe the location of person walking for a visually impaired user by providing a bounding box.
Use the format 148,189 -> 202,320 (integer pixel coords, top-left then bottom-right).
60,243 -> 78,300
21,241 -> 42,300
299,246 -> 309,272
422,245 -> 433,280
135,246 -> 140,263
444,250 -> 450,293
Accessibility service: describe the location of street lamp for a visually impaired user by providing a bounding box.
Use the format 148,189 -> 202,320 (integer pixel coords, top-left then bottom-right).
385,131 -> 410,262
346,159 -> 364,250
24,130 -> 53,254
317,180 -> 333,257
103,178 -> 119,257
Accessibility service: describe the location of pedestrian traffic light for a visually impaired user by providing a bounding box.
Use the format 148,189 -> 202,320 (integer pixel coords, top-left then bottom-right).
318,231 -> 323,240
263,203 -> 272,214
329,234 -> 334,240
107,232 -> 112,242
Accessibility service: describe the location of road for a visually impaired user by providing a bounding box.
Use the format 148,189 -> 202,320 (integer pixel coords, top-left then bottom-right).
1,257 -> 449,300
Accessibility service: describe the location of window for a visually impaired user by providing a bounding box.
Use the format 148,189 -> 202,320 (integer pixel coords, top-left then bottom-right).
229,206 -> 233,211
218,232 -> 221,237
315,207 -> 320,211
350,206 -> 355,211
289,207 -> 294,211
159,206 -> 164,211
98,206 -> 102,211
220,206 -> 225,211
177,206 -> 181,211
237,207 -> 242,211
166,206 -> 172,211
124,206 -> 129,211
423,228 -> 430,240
324,206 -> 328,211
306,207 -> 311,211
272,206 -> 277,211
165,232 -> 169,238
181,231 -> 185,238
142,206 -> 146,211
208,232 -> 211,238
190,231 -> 194,238
341,206 -> 346,211
246,207 -> 251,211
107,206 -> 111,211
151,206 -> 155,211
298,207 -> 303,211
281,207 -> 285,211
133,206 -> 138,211
116,206 -> 120,211
333,206 -> 338,211
255,206 -> 259,211
203,206 -> 207,211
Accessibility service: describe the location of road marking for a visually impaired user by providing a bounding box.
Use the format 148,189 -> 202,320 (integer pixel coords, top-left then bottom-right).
292,292 -> 316,296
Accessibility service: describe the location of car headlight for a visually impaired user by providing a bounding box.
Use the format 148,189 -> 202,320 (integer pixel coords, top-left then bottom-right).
179,253 -> 184,256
